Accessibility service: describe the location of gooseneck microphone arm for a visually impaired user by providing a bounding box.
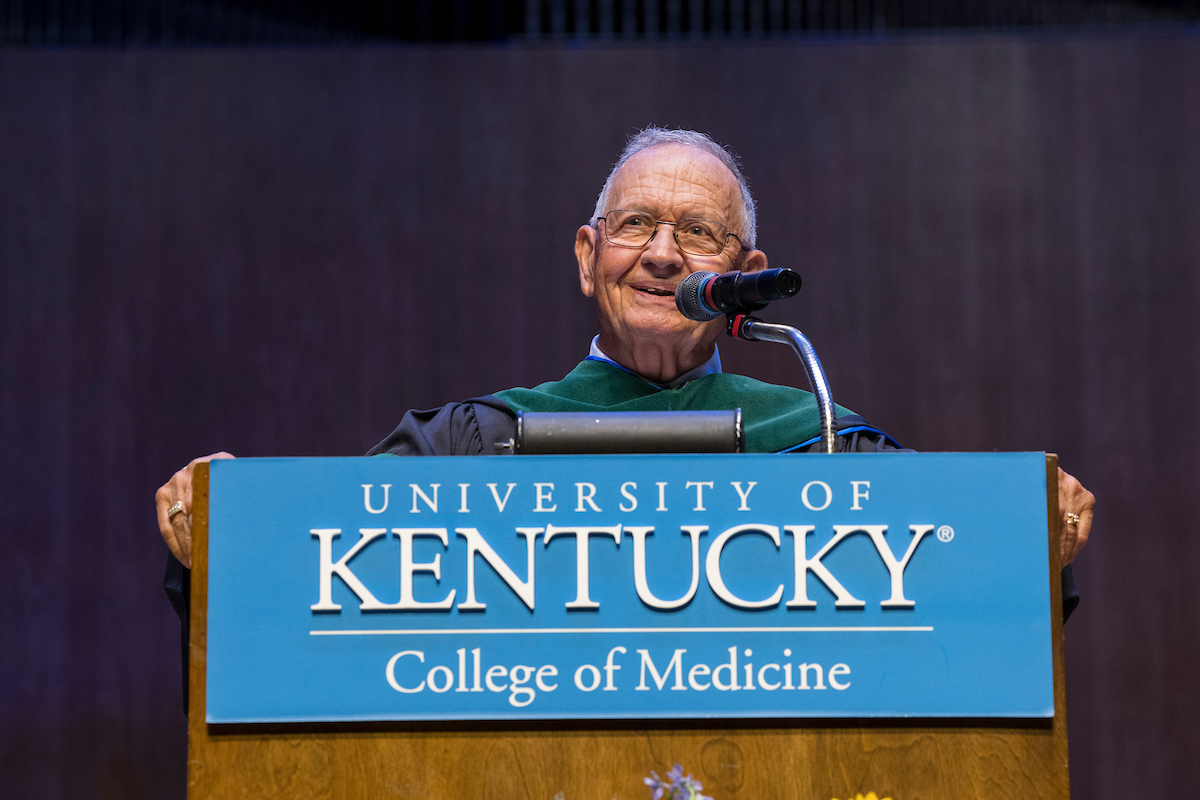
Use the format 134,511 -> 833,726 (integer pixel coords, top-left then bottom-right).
728,315 -> 838,454
675,269 -> 837,454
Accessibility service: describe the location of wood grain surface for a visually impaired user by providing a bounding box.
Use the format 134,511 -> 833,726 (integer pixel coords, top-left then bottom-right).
187,457 -> 1068,800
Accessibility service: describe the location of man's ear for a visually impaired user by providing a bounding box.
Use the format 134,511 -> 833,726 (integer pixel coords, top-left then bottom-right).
575,224 -> 598,297
740,248 -> 768,273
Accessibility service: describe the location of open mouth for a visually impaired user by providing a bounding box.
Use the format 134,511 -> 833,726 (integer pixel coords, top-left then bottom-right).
635,286 -> 675,298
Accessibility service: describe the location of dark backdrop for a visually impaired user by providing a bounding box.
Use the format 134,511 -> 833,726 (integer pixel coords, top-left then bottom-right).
2,33 -> 1198,798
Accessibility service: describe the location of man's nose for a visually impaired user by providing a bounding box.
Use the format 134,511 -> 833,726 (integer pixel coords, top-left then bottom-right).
641,222 -> 684,270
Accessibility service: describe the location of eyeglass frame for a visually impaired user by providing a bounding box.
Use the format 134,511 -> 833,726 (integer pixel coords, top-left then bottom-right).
595,210 -> 745,257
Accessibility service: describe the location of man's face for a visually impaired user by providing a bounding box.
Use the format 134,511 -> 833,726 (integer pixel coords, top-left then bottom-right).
575,144 -> 767,366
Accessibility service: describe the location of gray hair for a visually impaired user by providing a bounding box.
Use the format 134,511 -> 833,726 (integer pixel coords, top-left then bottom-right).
590,127 -> 758,249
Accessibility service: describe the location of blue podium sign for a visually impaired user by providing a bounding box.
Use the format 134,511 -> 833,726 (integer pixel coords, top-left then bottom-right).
205,453 -> 1053,723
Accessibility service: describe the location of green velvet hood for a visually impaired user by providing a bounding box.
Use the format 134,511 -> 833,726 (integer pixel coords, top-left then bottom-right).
495,358 -> 854,454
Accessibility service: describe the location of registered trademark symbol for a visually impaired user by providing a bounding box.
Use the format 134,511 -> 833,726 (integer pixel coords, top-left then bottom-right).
937,525 -> 955,542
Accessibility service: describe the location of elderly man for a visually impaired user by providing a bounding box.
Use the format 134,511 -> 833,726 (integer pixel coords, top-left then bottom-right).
158,128 -> 1093,620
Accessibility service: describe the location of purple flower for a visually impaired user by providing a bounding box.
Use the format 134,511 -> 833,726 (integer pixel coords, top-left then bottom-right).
644,770 -> 668,800
644,764 -> 711,800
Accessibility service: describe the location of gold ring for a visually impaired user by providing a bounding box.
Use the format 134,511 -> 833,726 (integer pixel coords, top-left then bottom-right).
1064,512 -> 1080,526
167,501 -> 185,521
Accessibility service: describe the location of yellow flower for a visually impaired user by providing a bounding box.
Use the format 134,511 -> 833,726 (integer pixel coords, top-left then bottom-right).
832,793 -> 892,800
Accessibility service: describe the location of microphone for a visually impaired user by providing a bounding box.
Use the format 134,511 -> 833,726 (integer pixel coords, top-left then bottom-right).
675,268 -> 802,321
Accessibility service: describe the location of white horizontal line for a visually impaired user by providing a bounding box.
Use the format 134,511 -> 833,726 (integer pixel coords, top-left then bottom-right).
310,626 -> 934,636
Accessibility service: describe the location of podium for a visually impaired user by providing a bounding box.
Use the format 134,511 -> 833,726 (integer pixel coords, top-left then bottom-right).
185,454 -> 1069,799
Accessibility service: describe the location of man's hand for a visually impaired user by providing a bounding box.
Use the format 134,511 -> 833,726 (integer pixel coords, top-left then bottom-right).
1058,466 -> 1095,566
155,452 -> 235,569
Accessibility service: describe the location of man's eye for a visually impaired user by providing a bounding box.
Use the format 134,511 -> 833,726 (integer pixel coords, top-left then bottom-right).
626,216 -> 649,227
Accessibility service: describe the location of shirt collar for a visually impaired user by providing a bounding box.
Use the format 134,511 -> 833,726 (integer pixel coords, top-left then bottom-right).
588,334 -> 723,389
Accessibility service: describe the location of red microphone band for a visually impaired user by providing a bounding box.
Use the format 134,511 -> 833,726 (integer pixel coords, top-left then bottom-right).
729,314 -> 752,340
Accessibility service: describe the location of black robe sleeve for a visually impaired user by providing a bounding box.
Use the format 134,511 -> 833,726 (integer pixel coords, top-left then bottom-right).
164,552 -> 190,714
365,396 -> 517,456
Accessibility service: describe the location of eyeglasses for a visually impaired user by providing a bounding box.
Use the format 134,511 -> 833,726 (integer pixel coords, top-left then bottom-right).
597,210 -> 742,257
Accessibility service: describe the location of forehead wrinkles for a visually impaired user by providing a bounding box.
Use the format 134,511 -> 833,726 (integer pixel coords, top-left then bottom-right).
609,147 -> 740,224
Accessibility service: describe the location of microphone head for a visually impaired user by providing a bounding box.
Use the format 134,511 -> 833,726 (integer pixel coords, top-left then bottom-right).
773,268 -> 802,298
675,271 -> 722,321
